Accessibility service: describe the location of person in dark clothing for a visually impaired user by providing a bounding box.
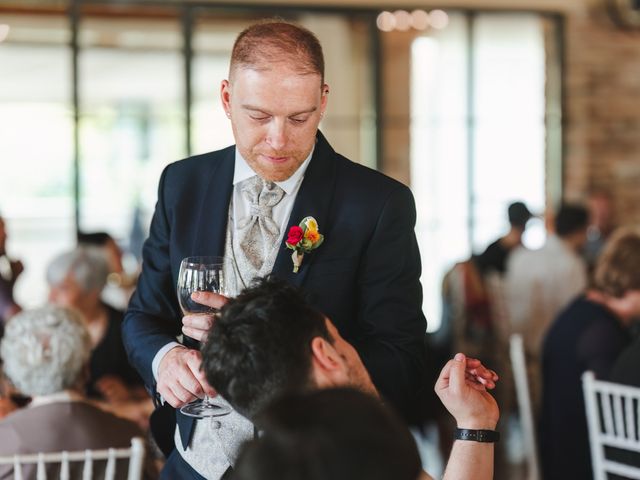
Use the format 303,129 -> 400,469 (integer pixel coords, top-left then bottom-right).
474,201 -> 532,276
540,227 -> 640,480
611,338 -> 640,387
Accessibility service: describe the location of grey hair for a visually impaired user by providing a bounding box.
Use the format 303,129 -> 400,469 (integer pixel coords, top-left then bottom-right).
46,247 -> 109,292
0,306 -> 91,396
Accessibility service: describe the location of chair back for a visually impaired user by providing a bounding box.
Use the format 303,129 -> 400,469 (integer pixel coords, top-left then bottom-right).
0,437 -> 145,480
509,333 -> 540,480
582,371 -> 640,480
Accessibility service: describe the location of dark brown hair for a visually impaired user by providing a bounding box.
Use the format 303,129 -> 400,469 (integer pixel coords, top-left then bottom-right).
232,388 -> 422,480
230,20 -> 324,84
201,276 -> 331,419
593,227 -> 640,298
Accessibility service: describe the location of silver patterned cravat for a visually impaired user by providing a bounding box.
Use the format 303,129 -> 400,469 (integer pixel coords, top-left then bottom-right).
234,175 -> 285,286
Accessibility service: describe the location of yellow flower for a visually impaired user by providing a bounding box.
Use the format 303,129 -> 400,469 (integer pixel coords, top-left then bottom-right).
305,217 -> 318,233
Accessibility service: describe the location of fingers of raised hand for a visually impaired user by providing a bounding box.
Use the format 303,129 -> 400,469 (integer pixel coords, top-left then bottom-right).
464,358 -> 498,389
466,357 -> 499,380
465,372 -> 488,392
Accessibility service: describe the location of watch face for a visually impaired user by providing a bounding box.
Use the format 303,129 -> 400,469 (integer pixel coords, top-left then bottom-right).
609,0 -> 640,29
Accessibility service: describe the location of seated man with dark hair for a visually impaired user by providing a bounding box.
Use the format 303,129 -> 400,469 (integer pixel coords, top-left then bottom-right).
202,277 -> 500,480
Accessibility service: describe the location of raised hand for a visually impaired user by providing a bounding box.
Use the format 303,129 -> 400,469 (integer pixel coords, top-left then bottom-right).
435,352 -> 499,430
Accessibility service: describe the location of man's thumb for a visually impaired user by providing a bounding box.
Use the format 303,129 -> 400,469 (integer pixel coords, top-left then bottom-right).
449,352 -> 466,393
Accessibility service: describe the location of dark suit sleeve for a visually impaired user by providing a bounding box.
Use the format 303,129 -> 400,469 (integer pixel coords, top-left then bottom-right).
122,165 -> 182,388
351,184 -> 427,421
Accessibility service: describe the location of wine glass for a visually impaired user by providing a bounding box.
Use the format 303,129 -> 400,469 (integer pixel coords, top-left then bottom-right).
177,256 -> 236,418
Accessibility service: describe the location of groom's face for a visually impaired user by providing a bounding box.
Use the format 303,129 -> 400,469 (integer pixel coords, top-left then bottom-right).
221,65 -> 328,182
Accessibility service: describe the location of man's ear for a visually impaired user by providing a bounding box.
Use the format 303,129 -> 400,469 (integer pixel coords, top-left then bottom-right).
220,79 -> 231,115
310,337 -> 347,388
320,83 -> 329,116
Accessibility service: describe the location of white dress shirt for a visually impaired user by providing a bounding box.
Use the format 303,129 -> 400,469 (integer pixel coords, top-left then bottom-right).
505,234 -> 588,355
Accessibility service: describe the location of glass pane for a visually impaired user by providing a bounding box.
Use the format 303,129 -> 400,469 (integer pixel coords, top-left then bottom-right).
78,15 -> 185,259
411,14 -> 470,332
411,13 -> 469,332
0,14 -> 75,308
410,12 -> 552,332
301,14 -> 376,167
472,13 -> 546,251
192,15 -> 251,154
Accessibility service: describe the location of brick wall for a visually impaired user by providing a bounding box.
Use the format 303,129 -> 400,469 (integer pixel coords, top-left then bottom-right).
562,1 -> 640,225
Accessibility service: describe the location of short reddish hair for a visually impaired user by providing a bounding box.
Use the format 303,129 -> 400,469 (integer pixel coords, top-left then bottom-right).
230,20 -> 325,84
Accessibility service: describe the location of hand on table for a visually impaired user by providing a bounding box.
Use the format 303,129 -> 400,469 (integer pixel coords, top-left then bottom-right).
181,291 -> 229,342
435,352 -> 500,430
157,346 -> 217,408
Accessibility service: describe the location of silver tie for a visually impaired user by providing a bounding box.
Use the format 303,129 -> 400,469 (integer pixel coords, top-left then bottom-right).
234,176 -> 285,286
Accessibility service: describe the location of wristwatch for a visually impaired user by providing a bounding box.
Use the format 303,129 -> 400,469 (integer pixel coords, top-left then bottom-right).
454,428 -> 500,443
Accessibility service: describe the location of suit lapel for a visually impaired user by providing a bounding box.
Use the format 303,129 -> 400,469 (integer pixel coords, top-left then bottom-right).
271,131 -> 337,287
193,148 -> 235,257
179,148 -> 234,449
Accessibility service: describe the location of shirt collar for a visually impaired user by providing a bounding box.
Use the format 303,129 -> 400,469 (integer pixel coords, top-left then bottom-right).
233,146 -> 315,195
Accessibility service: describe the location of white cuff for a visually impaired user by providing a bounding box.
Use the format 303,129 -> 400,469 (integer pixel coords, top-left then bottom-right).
152,341 -> 182,382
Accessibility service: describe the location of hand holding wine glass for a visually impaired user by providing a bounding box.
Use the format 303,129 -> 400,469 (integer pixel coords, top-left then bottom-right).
174,256 -> 237,418
181,291 -> 229,342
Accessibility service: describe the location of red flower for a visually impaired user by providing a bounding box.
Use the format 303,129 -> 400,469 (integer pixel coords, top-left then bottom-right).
287,226 -> 304,246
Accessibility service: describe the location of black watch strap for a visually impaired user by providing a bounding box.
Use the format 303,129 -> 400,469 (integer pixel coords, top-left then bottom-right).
454,428 -> 500,443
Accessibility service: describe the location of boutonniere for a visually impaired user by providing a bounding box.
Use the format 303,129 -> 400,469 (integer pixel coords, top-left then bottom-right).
285,216 -> 324,273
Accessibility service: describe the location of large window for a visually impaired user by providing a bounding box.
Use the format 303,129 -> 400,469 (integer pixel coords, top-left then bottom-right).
411,12 -> 559,331
0,5 -> 377,309
0,14 -> 75,307
78,15 -> 186,250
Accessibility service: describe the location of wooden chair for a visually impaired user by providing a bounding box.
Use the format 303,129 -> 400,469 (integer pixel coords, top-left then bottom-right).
582,371 -> 640,480
0,437 -> 145,480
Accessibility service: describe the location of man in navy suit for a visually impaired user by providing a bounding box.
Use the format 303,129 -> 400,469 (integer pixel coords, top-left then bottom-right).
123,20 -> 426,479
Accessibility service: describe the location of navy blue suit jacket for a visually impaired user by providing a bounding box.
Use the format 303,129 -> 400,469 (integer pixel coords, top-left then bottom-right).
123,132 -> 427,448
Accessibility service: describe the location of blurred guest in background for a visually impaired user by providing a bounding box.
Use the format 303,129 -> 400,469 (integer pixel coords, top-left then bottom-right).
0,213 -> 22,326
47,248 -> 146,408
0,306 -> 155,479
77,231 -> 138,310
583,189 -> 616,272
540,226 -> 640,480
474,201 -> 533,276
505,203 -> 589,359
